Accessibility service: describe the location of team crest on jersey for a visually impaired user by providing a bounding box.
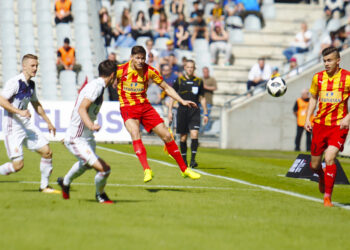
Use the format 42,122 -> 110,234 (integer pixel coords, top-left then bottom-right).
192,86 -> 199,95
320,91 -> 342,103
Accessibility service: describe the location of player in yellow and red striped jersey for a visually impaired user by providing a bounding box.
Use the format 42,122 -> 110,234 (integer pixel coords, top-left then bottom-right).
114,46 -> 201,182
305,46 -> 350,207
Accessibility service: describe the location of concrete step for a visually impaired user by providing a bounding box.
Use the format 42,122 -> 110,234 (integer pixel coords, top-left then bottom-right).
233,57 -> 284,68
264,20 -> 304,33
213,94 -> 237,106
274,3 -> 323,21
214,69 -> 249,80
216,81 -> 246,95
243,32 -> 294,45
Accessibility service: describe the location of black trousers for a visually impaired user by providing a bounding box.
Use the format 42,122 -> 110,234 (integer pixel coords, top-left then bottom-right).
295,125 -> 311,151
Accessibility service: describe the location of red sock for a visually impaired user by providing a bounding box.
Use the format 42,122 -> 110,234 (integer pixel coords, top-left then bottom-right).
132,139 -> 150,170
165,140 -> 187,172
324,164 -> 337,197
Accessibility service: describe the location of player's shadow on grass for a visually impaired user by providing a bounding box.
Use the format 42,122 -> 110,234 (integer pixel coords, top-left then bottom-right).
85,199 -> 149,203
0,180 -> 22,183
145,188 -> 204,193
200,167 -> 226,170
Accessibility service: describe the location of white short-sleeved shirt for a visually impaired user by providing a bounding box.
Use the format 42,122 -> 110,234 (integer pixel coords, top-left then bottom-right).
1,73 -> 38,134
248,63 -> 272,81
293,30 -> 312,49
65,77 -> 106,141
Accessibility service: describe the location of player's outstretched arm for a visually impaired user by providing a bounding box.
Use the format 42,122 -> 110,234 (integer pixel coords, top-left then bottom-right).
78,98 -> 101,132
159,81 -> 198,108
31,101 -> 56,136
304,94 -> 317,132
0,95 -> 31,118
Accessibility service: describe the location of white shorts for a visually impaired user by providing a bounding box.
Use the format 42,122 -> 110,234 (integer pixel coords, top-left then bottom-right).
64,138 -> 98,166
4,126 -> 49,160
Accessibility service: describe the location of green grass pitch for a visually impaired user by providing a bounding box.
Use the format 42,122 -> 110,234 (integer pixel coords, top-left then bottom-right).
0,142 -> 350,250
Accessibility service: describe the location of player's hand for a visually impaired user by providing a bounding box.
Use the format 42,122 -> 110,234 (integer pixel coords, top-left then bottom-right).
203,115 -> 209,125
90,124 -> 101,132
168,112 -> 173,123
340,116 -> 350,130
304,120 -> 313,132
48,123 -> 56,136
18,109 -> 31,118
181,100 -> 197,109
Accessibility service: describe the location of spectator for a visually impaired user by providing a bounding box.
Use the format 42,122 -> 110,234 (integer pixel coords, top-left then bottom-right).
324,0 -> 344,20
271,66 -> 280,78
320,31 -> 341,53
191,11 -> 209,46
149,0 -> 165,19
175,22 -> 191,50
236,0 -> 265,28
283,22 -> 312,62
178,57 -> 187,76
201,66 -> 217,133
154,12 -> 171,39
210,1 -> 225,22
161,64 -> 178,106
170,0 -> 184,15
159,40 -> 178,65
131,11 -> 153,40
56,38 -> 81,75
287,57 -> 302,78
100,9 -> 119,47
224,0 -> 239,17
168,54 -> 180,75
210,22 -> 232,65
115,8 -> 135,48
172,12 -> 189,29
148,52 -> 159,69
246,57 -> 271,94
190,1 -> 203,22
293,89 -> 312,151
107,52 -> 119,101
55,0 -> 73,25
147,83 -> 162,105
145,39 -> 159,64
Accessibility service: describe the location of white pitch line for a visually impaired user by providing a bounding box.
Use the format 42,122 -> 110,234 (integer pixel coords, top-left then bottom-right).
97,145 -> 350,210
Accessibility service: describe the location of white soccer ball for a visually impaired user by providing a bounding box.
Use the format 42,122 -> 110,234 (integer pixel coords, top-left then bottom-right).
266,77 -> 287,97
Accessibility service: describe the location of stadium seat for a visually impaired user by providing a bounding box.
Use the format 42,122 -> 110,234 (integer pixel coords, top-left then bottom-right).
37,11 -> 52,25
41,75 -> 58,101
36,0 -> 51,11
228,28 -> 244,44
151,14 -> 160,30
18,10 -> 33,23
154,37 -> 169,51
0,0 -> 13,10
114,1 -> 129,24
193,39 -> 209,53
131,1 -> 150,21
0,10 -> 15,23
311,18 -> 326,32
18,0 -> 32,11
20,45 -> 36,57
293,53 -> 305,65
226,16 -> 243,28
204,2 -> 215,18
263,0 -> 275,4
244,15 -> 262,31
73,0 -> 88,13
77,71 -> 94,87
174,49 -> 193,62
261,4 -> 276,20
60,70 -> 77,100
56,23 -> 71,47
117,47 -> 132,63
136,36 -> 151,47
101,0 -> 111,12
326,18 -> 341,32
74,12 -> 89,25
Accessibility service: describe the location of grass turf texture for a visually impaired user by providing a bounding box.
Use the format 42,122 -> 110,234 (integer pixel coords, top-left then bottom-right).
0,142 -> 350,250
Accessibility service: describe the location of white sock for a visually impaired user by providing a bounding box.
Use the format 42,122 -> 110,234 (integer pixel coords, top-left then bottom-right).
63,162 -> 88,186
95,170 -> 110,195
40,158 -> 53,189
0,162 -> 15,175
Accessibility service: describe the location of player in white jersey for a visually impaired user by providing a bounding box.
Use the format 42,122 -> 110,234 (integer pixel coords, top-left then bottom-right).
0,54 -> 59,193
57,60 -> 117,204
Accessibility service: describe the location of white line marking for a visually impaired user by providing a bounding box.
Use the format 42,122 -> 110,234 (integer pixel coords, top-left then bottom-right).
97,145 -> 350,210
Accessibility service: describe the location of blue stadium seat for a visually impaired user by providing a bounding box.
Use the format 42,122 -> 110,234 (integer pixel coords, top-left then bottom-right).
244,15 -> 262,31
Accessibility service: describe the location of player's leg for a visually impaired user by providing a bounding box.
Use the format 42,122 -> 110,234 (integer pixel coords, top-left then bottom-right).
0,134 -> 25,175
179,134 -> 188,166
323,146 -> 340,207
124,118 -> 153,182
152,123 -> 200,179
189,129 -> 199,168
36,144 -> 60,193
90,158 -> 113,204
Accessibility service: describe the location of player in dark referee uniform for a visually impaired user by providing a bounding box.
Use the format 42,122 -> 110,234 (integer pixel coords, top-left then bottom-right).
168,60 -> 208,168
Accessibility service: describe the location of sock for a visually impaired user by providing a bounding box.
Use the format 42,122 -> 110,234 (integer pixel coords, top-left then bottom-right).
0,162 -> 15,175
180,141 -> 187,164
133,139 -> 151,170
95,170 -> 111,195
191,139 -> 198,162
324,164 -> 337,198
309,163 -> 324,178
165,140 -> 187,172
40,158 -> 53,189
63,161 -> 89,186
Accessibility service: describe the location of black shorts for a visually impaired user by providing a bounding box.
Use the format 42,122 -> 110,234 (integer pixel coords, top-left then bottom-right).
176,106 -> 200,134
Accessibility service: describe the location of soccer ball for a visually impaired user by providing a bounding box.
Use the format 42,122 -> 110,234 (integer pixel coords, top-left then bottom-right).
266,77 -> 287,97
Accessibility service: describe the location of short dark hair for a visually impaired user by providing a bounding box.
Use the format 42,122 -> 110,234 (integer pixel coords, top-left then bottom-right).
98,59 -> 117,77
322,46 -> 340,58
131,46 -> 146,56
185,59 -> 196,67
64,37 -> 70,44
22,54 -> 38,63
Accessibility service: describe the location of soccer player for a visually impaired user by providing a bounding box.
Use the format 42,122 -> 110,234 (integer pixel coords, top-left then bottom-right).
57,60 -> 117,204
168,60 -> 208,168
305,46 -> 350,207
116,46 -> 200,182
0,54 -> 59,193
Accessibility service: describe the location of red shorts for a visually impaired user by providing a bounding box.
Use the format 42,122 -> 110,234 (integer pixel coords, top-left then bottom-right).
311,123 -> 349,156
120,103 -> 164,132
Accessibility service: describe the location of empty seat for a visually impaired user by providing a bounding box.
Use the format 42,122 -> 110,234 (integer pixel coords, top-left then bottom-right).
56,23 -> 71,47
226,16 -> 243,28
244,15 -> 262,31
74,12 -> 89,25
261,4 -> 276,20
114,1 -> 129,24
174,49 -> 193,62
0,0 -> 13,10
41,75 -> 58,100
0,10 -> 15,23
117,47 -> 132,62
228,28 -> 244,44
154,37 -> 169,51
36,0 -> 51,11
18,10 -> 33,23
73,0 -> 88,13
326,18 -> 341,32
193,39 -> 209,52
60,70 -> 77,100
37,11 -> 52,24
204,2 -> 215,17
18,0 -> 32,11
136,36 -> 151,47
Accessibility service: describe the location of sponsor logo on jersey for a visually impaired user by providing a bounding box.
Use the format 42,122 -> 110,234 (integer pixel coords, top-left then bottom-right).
123,82 -> 144,92
319,91 -> 342,103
